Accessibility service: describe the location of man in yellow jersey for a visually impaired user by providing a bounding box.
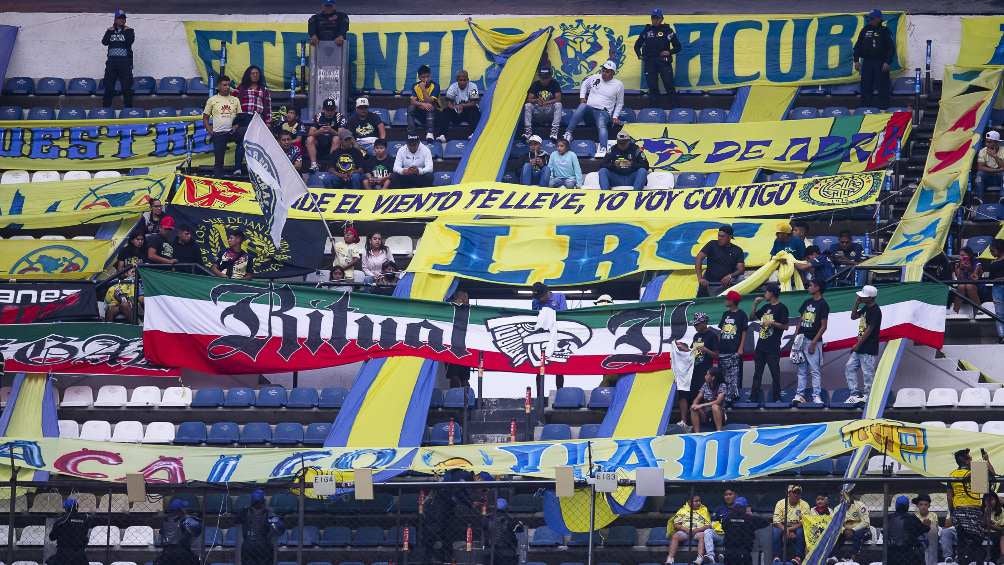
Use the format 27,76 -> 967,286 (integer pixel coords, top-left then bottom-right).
947,448 -> 996,564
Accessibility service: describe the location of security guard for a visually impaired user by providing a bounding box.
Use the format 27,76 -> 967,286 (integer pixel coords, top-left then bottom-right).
47,498 -> 93,565
633,8 -> 682,104
155,498 -> 201,565
238,489 -> 284,565
853,9 -> 896,108
100,9 -> 135,108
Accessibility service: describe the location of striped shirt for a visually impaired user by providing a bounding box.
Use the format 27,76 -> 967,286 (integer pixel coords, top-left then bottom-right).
236,85 -> 272,124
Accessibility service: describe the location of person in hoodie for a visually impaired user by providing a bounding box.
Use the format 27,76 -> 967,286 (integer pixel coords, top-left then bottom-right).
853,9 -> 896,108
598,131 -> 649,190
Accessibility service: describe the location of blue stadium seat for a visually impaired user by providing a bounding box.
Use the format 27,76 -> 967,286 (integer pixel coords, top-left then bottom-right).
205,493 -> 231,515
722,423 -> 751,431
369,107 -> 391,125
318,526 -> 351,547
637,108 -> 666,123
667,107 -> 696,124
830,83 -> 860,96
206,422 -> 239,445
646,527 -> 669,546
892,76 -> 917,96
385,526 -> 415,547
834,455 -> 851,476
128,167 -> 150,176
222,527 -> 239,547
425,141 -> 444,159
272,423 -> 304,445
973,203 -> 1001,222
510,140 -> 530,160
87,107 -> 116,120
587,387 -> 614,409
707,88 -> 735,96
443,386 -> 476,408
187,77 -> 209,96
733,388 -> 765,409
26,107 -> 55,120
434,171 -> 455,186
571,139 -> 597,158
764,388 -> 796,409
444,139 -> 468,159
788,106 -> 819,120
352,526 -> 385,547
391,108 -> 409,127
203,526 -> 222,547
240,422 -> 272,445
849,205 -> 877,221
120,107 -> 147,119
501,171 -> 516,183
697,108 -> 726,123
800,459 -> 834,476
768,172 -> 799,182
530,526 -> 562,546
618,108 -> 637,123
387,140 -> 407,157
821,106 -> 851,118
58,107 -> 86,120
96,78 -> 121,96
224,388 -> 255,408
66,77 -> 97,96
131,76 -> 156,95
606,525 -> 637,546
429,421 -> 462,446
540,423 -> 572,441
578,423 -> 601,439
799,389 -> 829,409
191,388 -> 224,408
429,388 -> 444,409
35,77 -> 66,95
799,85 -> 829,96
398,493 -> 420,513
270,492 -> 299,514
828,388 -> 856,408
508,493 -> 541,513
256,386 -> 287,407
181,107 -> 203,117
856,107 -> 880,115
966,235 -> 993,255
175,422 -> 207,444
158,76 -> 187,95
318,387 -> 347,409
287,387 -> 318,408
813,235 -> 838,253
674,172 -> 706,189
567,532 -> 590,546
283,526 -> 319,547
150,107 -> 178,119
3,77 -> 33,95
0,106 -> 21,120
307,172 -> 334,188
304,423 -> 331,445
553,387 -> 585,409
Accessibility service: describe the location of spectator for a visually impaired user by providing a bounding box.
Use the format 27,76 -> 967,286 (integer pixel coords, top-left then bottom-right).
750,282 -> 788,403
945,449 -> 996,564
173,225 -> 201,266
278,131 -> 304,172
985,492 -> 1004,560
375,260 -> 399,288
156,498 -> 201,565
523,67 -> 563,142
810,493 -> 830,516
772,485 -> 810,563
831,492 -> 871,562
49,498 -> 99,565
331,225 -> 363,281
953,246 -> 983,315
392,134 -> 434,188
211,228 -> 254,279
790,220 -> 810,247
989,239 -> 1004,344
695,225 -> 745,297
116,231 -> 146,270
853,9 -> 895,109
666,495 -> 712,565
546,138 -> 583,188
104,268 -> 138,322
801,245 -> 835,287
718,290 -> 747,404
345,97 -> 386,152
361,232 -> 391,282
235,65 -> 273,172
443,70 -> 481,137
793,279 -> 829,406
722,497 -> 770,565
307,98 -> 347,172
308,0 -> 349,47
410,64 -> 444,142
677,312 -> 718,430
531,282 -> 567,390
704,487 -> 738,563
977,130 -> 1004,201
363,139 -> 394,189
770,221 -> 806,259
100,9 -> 134,109
238,489 -> 283,565
690,366 -> 726,432
830,230 -> 866,284
203,75 -> 242,177
139,199 -> 165,235
329,132 -> 366,188
885,495 -> 927,565
912,494 -> 940,565
145,216 -> 177,265
634,8 -> 681,105
598,131 -> 649,190
328,266 -> 353,293
446,290 -> 472,388
279,108 -> 305,143
520,135 -> 551,187
845,285 -> 881,404
563,60 -> 625,158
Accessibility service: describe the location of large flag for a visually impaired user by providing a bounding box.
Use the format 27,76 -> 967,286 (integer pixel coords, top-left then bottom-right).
140,269 -> 947,376
242,113 -> 309,246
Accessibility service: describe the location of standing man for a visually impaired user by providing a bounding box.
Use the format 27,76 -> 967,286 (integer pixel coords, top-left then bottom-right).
770,222 -> 806,259
48,498 -> 94,565
677,312 -> 718,430
238,489 -> 284,565
443,69 -> 482,137
597,131 -> 649,190
308,0 -> 349,47
912,493 -> 941,565
563,60 -> 625,158
722,497 -> 770,565
203,75 -> 242,177
853,9 -> 895,109
523,67 -> 563,142
717,290 -> 747,404
793,279 -> 829,406
211,227 -> 254,279
155,498 -> 201,565
139,199 -> 165,236
750,282 -> 788,403
885,495 -> 927,565
633,8 -> 681,105
392,134 -> 435,188
100,9 -> 134,109
947,448 -> 996,565
976,130 -> 1004,201
531,282 -> 567,390
145,215 -> 177,265
845,285 -> 881,404
695,225 -> 745,297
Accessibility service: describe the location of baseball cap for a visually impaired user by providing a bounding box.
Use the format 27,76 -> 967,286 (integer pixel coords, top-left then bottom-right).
160,216 -> 175,229
496,497 -> 508,510
651,8 -> 664,17
856,285 -> 878,298
867,9 -> 883,19
912,494 -> 932,504
406,134 -> 420,142
602,60 -> 617,72
339,130 -> 354,140
355,97 -> 369,107
64,498 -> 78,511
733,496 -> 749,509
528,134 -> 543,144
114,9 -> 127,18
594,294 -> 614,306
692,312 -> 709,325
726,290 -> 742,304
322,98 -> 337,110
895,495 -> 909,509
987,130 -> 1001,141
775,221 -> 792,234
168,498 -> 188,512
251,489 -> 266,503
538,67 -> 552,76
616,131 -> 632,141
787,484 -> 802,493
323,0 -> 335,5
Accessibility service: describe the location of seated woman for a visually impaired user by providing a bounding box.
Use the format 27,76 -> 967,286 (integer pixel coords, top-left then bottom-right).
953,246 -> 983,315
689,367 -> 726,432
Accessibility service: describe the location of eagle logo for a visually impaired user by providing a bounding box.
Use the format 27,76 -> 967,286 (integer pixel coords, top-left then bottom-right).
485,316 -> 593,368
640,128 -> 699,171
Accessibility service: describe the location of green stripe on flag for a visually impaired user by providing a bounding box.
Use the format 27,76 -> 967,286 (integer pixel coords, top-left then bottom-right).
804,114 -> 866,177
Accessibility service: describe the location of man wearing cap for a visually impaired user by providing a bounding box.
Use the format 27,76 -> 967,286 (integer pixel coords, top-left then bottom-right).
563,60 -> 625,158
885,495 -> 927,565
793,279 -> 829,406
48,498 -> 96,565
845,285 -> 881,404
307,98 -> 347,172
677,312 -> 718,430
853,10 -> 895,108
145,215 -> 177,265
344,97 -> 386,153
723,496 -> 770,565
211,228 -> 254,279
156,498 -> 201,565
100,9 -> 135,108
912,494 -> 940,565
392,134 -> 435,188
751,282 -> 789,403
976,130 -> 1004,200
524,67 -> 563,142
203,75 -> 243,177
329,132 -> 366,188
332,225 -> 363,281
520,135 -> 551,187
598,132 -> 650,190
634,9 -> 682,105
770,221 -> 806,260
443,69 -> 482,137
239,489 -> 284,565
696,225 -> 746,297
308,0 -> 349,47
772,485 -> 810,563
718,290 -> 747,403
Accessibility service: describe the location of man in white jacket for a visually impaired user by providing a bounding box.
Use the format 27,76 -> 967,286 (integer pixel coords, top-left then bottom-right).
392,134 -> 435,188
563,60 -> 625,158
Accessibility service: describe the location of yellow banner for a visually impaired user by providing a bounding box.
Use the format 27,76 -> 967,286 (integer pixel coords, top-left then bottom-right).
0,239 -> 115,280
957,17 -> 1004,67
623,111 -> 911,174
408,217 -> 778,285
0,172 -> 173,230
0,116 -> 214,171
184,13 -> 908,93
171,173 -> 883,221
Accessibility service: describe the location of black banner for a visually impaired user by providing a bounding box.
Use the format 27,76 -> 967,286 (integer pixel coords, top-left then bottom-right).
0,282 -> 98,323
168,205 -> 327,279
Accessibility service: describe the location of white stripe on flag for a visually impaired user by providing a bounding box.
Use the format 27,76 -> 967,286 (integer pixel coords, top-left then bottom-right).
243,113 -> 309,246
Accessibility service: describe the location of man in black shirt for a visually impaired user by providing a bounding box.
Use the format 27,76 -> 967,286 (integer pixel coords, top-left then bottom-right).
830,230 -> 866,285
523,67 -> 563,142
145,215 -> 177,265
329,132 -> 365,188
794,280 -> 829,405
722,497 -> 771,565
845,284 -> 881,403
598,132 -> 649,190
853,9 -> 895,108
718,290 -> 747,404
695,225 -> 746,297
345,97 -> 386,153
238,489 -> 283,565
48,498 -> 95,565
307,98 -> 347,172
308,0 -> 349,47
363,139 -> 394,189
173,225 -> 202,266
100,9 -> 135,108
156,498 -> 201,565
750,282 -> 788,402
885,495 -> 927,565
676,312 -> 718,429
212,228 -> 254,279
633,8 -> 682,105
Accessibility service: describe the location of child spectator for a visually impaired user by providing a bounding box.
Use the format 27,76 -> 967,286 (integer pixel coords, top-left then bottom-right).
279,108 -> 305,143
363,139 -> 394,189
690,367 -> 726,432
520,135 -> 550,186
801,245 -> 835,286
410,64 -> 443,142
211,228 -> 254,279
104,268 -> 139,321
546,138 -> 582,188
